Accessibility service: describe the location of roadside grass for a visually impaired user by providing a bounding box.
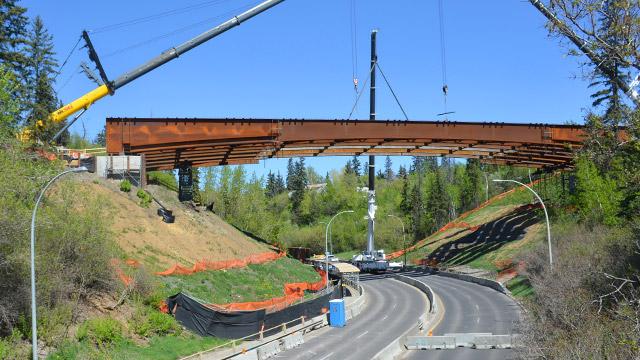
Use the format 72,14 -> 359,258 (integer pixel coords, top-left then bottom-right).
505,275 -> 534,298
49,333 -> 226,360
160,257 -> 320,304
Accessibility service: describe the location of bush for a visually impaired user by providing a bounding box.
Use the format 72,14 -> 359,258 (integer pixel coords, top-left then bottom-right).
0,330 -> 30,360
130,307 -> 180,338
76,317 -> 123,347
120,180 -> 132,193
137,189 -> 152,208
148,171 -> 178,192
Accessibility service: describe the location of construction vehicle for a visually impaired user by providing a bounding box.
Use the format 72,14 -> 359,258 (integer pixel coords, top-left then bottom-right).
349,30 -> 389,274
21,0 -> 286,142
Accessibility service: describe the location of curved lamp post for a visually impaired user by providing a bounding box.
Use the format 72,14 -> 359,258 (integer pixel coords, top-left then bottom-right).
493,179 -> 553,268
30,167 -> 88,359
388,215 -> 407,270
325,210 -> 354,289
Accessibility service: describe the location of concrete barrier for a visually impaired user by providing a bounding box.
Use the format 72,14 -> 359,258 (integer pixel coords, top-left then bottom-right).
393,274 -> 436,314
406,336 -> 456,350
233,350 -> 258,360
405,266 -> 508,295
444,333 -> 491,348
281,332 -> 304,350
345,284 -> 366,321
471,334 -> 514,349
256,341 -> 280,360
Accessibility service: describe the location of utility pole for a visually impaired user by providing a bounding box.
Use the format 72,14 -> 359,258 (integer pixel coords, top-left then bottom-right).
366,29 -> 378,255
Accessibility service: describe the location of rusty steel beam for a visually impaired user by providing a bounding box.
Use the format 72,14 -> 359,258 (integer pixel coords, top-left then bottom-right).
106,118 -> 591,170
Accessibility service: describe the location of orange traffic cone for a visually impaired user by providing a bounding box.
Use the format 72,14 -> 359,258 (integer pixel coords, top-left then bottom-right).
428,329 -> 433,337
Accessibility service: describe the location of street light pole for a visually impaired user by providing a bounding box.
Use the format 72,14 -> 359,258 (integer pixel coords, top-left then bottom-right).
30,167 -> 88,359
325,210 -> 354,289
388,215 -> 407,270
493,179 -> 553,268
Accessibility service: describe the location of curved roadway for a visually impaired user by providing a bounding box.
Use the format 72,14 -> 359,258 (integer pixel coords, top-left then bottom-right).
276,274 -> 427,360
402,271 -> 521,360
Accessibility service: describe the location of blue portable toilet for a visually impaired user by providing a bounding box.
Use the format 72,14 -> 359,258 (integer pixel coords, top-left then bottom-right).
329,299 -> 346,327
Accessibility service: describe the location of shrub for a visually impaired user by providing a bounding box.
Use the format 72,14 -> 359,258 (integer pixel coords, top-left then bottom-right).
148,171 -> 178,192
130,307 -> 180,338
120,179 -> 132,193
76,317 -> 123,347
137,189 -> 152,208
0,330 -> 30,360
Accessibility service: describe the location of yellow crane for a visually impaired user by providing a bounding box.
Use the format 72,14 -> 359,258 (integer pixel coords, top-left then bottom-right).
22,0 -> 285,142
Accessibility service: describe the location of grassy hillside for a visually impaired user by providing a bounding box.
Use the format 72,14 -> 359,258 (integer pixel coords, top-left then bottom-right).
39,177 -> 322,360
400,184 -> 547,275
88,178 -> 272,272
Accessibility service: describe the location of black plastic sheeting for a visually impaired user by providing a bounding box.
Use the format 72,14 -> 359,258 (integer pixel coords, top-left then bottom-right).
166,285 -> 341,339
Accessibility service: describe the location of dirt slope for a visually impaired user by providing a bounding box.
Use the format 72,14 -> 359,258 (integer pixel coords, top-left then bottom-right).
82,177 -> 271,272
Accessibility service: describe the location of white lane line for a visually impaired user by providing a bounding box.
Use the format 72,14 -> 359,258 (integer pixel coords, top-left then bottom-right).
475,304 -> 479,311
356,330 -> 369,339
319,352 -> 334,360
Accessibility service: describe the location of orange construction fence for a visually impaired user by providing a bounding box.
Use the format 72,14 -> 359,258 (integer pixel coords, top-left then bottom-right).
160,270 -> 327,314
155,251 -> 286,276
386,179 -> 543,260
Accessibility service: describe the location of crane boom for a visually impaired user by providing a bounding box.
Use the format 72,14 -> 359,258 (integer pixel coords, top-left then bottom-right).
50,0 -> 285,124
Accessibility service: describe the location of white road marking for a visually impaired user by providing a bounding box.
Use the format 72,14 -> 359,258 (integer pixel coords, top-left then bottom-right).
319,352 -> 334,360
475,304 -> 479,311
382,315 -> 388,320
356,330 -> 369,339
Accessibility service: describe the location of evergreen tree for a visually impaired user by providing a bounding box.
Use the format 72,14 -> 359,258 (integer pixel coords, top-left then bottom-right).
290,158 -> 308,223
397,165 -> 407,179
399,171 -> 411,216
427,170 -> 451,232
286,158 -> 294,190
376,169 -> 385,179
351,155 -> 361,176
409,177 -> 428,240
24,16 -> 61,141
275,172 -> 286,195
265,171 -> 277,198
384,156 -> 393,179
0,0 -> 29,86
460,159 -> 482,211
95,125 -> 106,146
344,159 -> 354,175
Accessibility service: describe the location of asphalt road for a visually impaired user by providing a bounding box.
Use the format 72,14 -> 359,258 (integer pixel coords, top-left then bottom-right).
275,274 -> 428,360
402,272 -> 521,360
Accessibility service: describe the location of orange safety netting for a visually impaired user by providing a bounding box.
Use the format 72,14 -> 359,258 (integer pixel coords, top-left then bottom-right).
160,270 -> 327,314
387,179 -> 543,260
110,259 -> 133,286
155,251 -> 286,276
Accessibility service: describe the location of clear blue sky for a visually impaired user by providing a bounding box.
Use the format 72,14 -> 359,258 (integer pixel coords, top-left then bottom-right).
22,0 -> 593,178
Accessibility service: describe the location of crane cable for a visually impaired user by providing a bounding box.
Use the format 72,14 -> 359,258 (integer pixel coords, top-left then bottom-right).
438,0 -> 449,114
350,0 -> 359,93
376,62 -> 409,120
88,0 -> 235,34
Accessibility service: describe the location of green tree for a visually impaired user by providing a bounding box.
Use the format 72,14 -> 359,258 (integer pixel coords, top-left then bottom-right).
351,156 -> 361,176
0,65 -> 21,135
384,156 -> 393,180
94,125 -> 106,146
460,159 -> 482,211
427,170 -> 451,232
290,158 -> 308,224
0,0 -> 29,90
24,16 -> 61,141
573,156 -> 622,225
286,158 -> 294,190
